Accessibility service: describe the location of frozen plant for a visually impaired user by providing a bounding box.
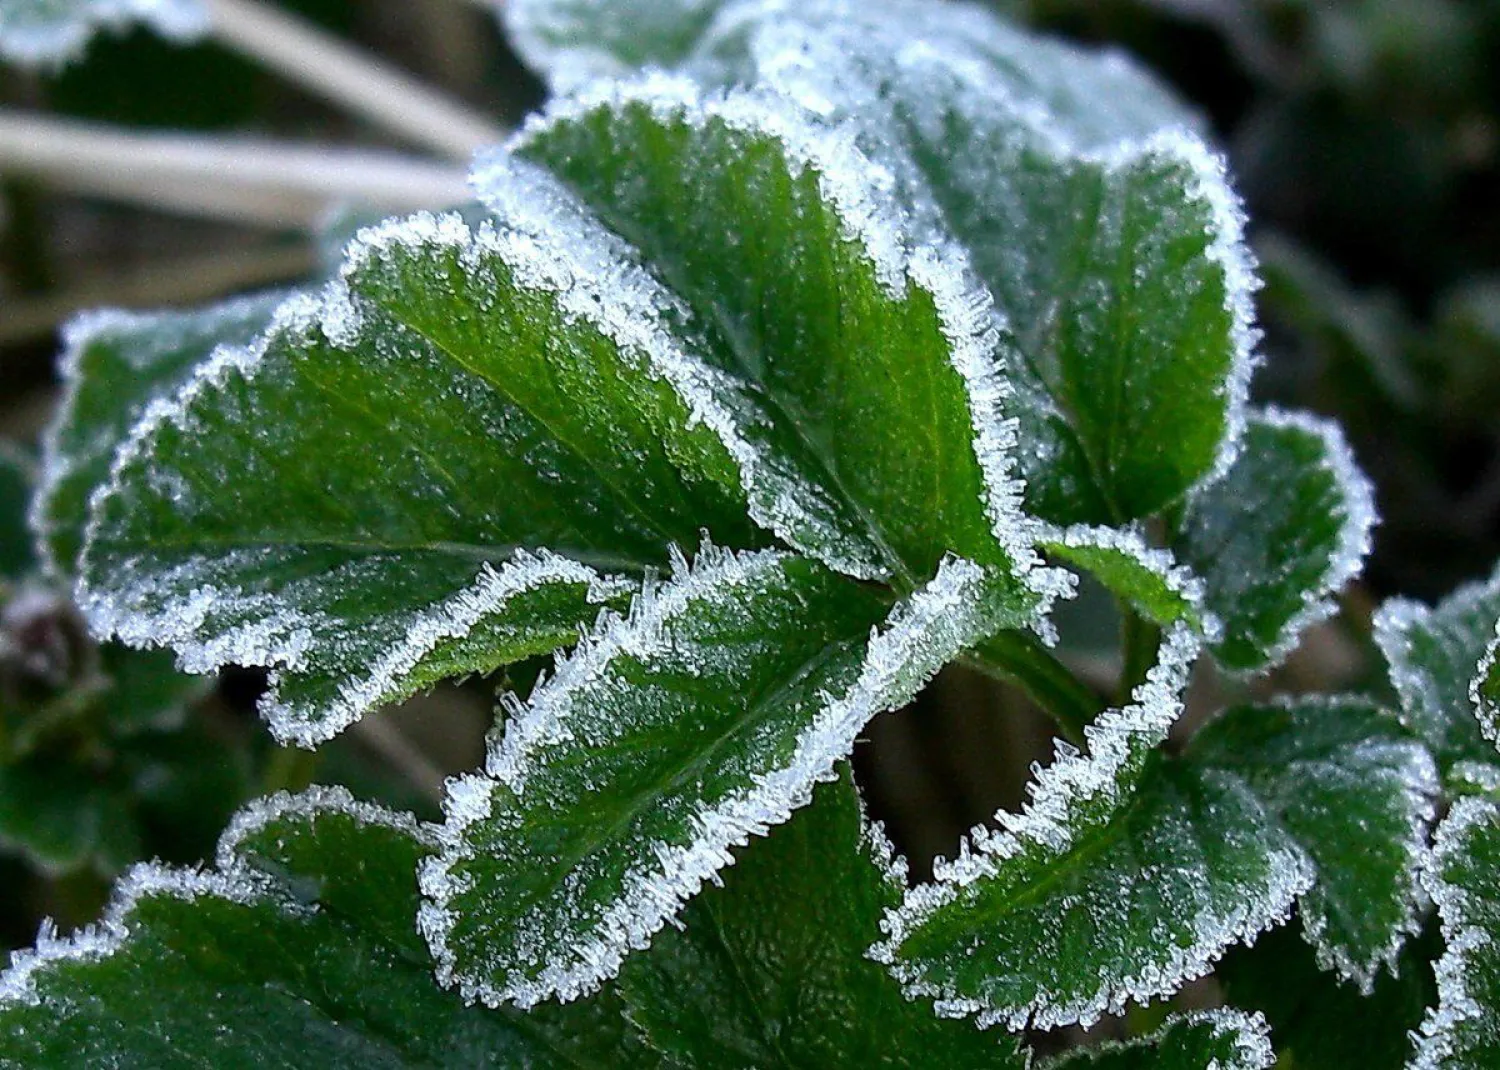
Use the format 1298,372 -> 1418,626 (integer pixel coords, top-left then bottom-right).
1,0 -> 1497,1066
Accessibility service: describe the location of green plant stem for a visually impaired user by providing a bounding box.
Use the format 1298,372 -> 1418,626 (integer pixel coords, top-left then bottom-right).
962,633 -> 1102,747
1119,605 -> 1162,706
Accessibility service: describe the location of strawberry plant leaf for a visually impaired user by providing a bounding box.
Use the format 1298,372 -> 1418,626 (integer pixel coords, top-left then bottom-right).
35,293 -> 288,579
1176,408 -> 1375,672
1039,525 -> 1211,631
0,0 -> 206,67
1470,630 -> 1500,756
1376,565 -> 1500,776
508,80 -> 1042,584
873,622 -> 1314,1031
0,443 -> 36,579
1186,697 -> 1437,990
1219,920 -> 1437,1070
421,548 -> 1031,1009
1040,1009 -> 1274,1070
506,0 -> 726,91
0,785 -> 647,1067
643,0 -> 1261,526
1413,797 -> 1500,1069
617,765 -> 1027,1068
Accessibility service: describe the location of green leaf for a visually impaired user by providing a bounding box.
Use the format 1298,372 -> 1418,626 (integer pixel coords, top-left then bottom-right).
1413,798 -> 1500,1069
1176,408 -> 1375,672
0,785 -> 649,1067
1376,564 -> 1500,776
647,0 -> 1259,525
0,443 -> 36,580
421,547 -> 1030,1008
506,0 -> 728,90
618,765 -> 1027,1068
81,192 -> 858,743
1038,525 -> 1210,631
873,622 -> 1315,1031
508,80 -> 1045,585
1041,1010 -> 1274,1070
1186,697 -> 1437,990
35,293 -> 287,578
1219,920 -> 1437,1070
0,0 -> 205,67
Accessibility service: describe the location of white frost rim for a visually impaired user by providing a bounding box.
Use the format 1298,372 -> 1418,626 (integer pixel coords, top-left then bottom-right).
871,619 -> 1313,1031
419,543 -> 1008,1009
1050,1009 -> 1276,1070
1469,626 -> 1500,755
1188,406 -> 1377,674
503,72 -> 1061,609
0,785 -> 423,1008
1413,797 -> 1500,1070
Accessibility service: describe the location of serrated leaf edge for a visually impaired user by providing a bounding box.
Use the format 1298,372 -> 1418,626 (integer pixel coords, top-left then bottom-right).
0,784 -> 421,1009
1413,796 -> 1500,1070
507,73 -> 1068,611
1468,628 -> 1500,757
1041,1008 -> 1276,1070
418,543 -> 1001,1009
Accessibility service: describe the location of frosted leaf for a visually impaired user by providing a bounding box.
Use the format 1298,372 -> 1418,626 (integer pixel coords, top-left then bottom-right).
579,0 -> 1262,525
76,203 -> 819,744
1375,563 -> 1500,776
0,0 -> 205,67
34,292 -> 288,579
617,765 -> 1028,1067
1470,628 -> 1500,757
506,77 -> 1054,591
1177,408 -> 1376,673
872,620 -> 1315,1031
1413,797 -> 1500,1069
0,785 -> 642,1065
1039,523 -> 1216,635
1041,1009 -> 1275,1070
420,546 -> 1034,1008
505,0 -> 728,91
1187,696 -> 1439,991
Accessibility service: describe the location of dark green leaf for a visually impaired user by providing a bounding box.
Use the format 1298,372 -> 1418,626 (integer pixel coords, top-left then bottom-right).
1376,565 -> 1500,776
874,624 -> 1313,1030
422,548 -> 1031,1008
1413,798 -> 1500,1068
1187,697 -> 1437,989
0,785 -> 649,1067
1041,1010 -> 1274,1069
619,765 -> 1027,1068
0,444 -> 35,580
35,293 -> 286,577
1219,919 -> 1437,1070
1176,409 -> 1375,672
510,83 -> 1041,584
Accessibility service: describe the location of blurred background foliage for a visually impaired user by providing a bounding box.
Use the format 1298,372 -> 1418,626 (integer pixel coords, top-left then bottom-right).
0,0 -> 1496,1048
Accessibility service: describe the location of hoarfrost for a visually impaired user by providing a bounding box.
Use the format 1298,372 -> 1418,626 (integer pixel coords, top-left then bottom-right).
0,0 -> 205,68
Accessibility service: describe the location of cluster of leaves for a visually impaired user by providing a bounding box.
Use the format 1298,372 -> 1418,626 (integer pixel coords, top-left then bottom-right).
1,0 -> 1499,1066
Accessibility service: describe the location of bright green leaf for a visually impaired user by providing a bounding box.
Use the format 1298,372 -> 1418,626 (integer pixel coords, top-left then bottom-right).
1376,564 -> 1500,776
1177,408 -> 1375,672
1041,1010 -> 1274,1070
0,785 -> 650,1067
35,293 -> 287,578
1039,525 -> 1210,632
510,80 -> 1045,585
618,765 -> 1027,1068
873,622 -> 1314,1030
422,547 -> 1031,1008
1413,798 -> 1500,1069
1187,696 -> 1437,990
0,0 -> 205,67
